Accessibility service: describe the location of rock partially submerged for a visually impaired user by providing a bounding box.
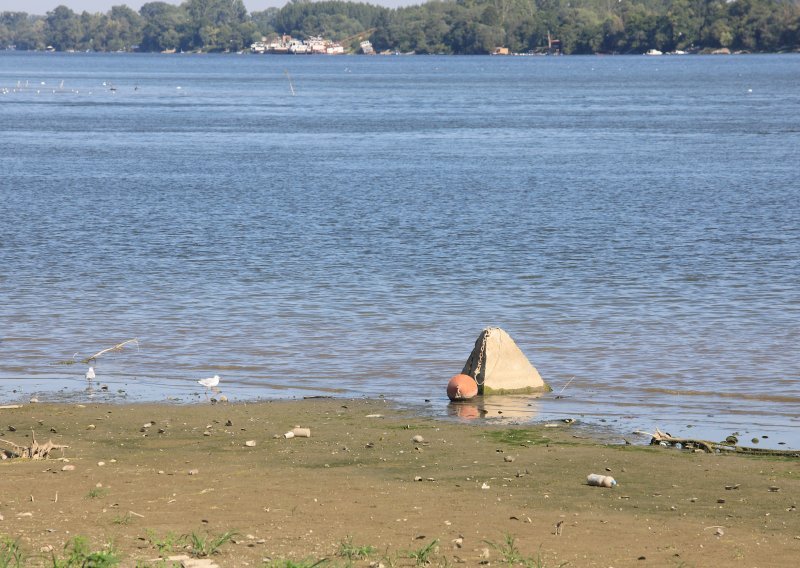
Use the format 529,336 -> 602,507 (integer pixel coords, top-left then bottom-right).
461,327 -> 550,395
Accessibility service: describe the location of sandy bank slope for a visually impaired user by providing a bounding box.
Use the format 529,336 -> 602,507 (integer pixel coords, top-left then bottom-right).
1,399 -> 798,566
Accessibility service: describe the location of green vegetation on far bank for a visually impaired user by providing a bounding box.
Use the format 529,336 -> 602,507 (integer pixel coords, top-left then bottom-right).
1,0 -> 799,55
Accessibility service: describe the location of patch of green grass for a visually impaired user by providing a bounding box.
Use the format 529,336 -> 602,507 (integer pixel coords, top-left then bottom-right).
145,530 -> 179,556
86,487 -> 109,499
112,512 -> 133,525
406,539 -> 438,566
0,537 -> 24,568
485,428 -> 550,446
182,530 -> 238,557
485,534 -> 524,565
520,545 -> 569,568
609,444 -> 664,454
336,536 -> 376,561
49,536 -> 120,567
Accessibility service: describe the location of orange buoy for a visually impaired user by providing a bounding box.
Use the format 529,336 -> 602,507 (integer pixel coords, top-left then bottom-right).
447,373 -> 478,401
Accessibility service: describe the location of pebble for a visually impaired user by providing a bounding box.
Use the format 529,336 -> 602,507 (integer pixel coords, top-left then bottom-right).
768,486 -> 780,492
87,424 -> 96,430
218,395 -> 228,403
412,435 -> 424,443
504,456 -> 515,463
61,465 -> 75,471
714,527 -> 724,537
481,482 -> 490,489
245,440 -> 256,447
97,461 -> 105,467
188,469 -> 199,475
203,431 -> 211,436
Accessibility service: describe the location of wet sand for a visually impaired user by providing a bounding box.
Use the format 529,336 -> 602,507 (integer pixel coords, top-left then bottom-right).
1,398 -> 799,566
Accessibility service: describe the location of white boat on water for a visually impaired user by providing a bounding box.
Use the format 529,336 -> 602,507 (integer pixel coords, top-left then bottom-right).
645,49 -> 663,56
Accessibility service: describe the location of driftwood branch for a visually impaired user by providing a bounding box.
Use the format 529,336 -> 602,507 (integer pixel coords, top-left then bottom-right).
650,428 -> 800,457
53,338 -> 140,366
0,431 -> 69,459
83,338 -> 139,364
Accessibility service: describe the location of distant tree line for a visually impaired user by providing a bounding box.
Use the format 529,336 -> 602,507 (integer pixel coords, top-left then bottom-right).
1,0 -> 799,55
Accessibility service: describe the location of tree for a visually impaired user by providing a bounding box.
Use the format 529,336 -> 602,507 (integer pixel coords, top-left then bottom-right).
107,5 -> 143,50
139,2 -> 186,52
184,0 -> 249,50
45,5 -> 82,50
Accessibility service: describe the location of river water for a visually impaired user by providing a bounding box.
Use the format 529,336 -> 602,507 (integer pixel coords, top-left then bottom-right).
1,52 -> 798,448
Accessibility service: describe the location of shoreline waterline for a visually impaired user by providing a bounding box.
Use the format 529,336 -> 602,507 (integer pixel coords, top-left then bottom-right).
3,378 -> 798,452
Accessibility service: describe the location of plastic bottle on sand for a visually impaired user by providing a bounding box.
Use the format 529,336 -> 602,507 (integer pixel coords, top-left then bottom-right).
587,473 -> 617,487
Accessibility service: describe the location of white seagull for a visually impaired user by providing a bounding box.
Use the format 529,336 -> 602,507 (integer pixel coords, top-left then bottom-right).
198,374 -> 220,395
86,366 -> 96,380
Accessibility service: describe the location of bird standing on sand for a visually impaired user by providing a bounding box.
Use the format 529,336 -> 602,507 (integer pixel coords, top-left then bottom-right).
86,366 -> 95,380
198,374 -> 220,395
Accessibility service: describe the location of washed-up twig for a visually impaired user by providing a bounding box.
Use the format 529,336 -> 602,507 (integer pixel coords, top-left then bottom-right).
558,376 -> 575,396
0,405 -> 22,410
53,338 -> 140,366
83,338 -> 139,363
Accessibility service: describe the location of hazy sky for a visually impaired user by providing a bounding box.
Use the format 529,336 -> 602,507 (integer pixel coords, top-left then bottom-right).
2,0 -> 421,16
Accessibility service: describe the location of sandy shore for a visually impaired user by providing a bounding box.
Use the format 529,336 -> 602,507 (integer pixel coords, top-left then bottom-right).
1,398 -> 798,566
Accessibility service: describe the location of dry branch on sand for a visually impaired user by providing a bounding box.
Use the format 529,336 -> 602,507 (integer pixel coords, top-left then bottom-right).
0,432 -> 69,460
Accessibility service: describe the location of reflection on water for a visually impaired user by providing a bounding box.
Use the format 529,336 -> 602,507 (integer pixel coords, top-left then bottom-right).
446,395 -> 542,422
